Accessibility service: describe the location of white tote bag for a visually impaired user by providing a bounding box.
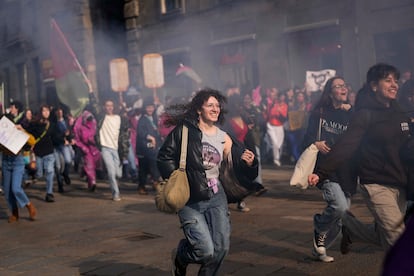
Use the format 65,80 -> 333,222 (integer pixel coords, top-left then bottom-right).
289,117 -> 322,189
289,144 -> 319,189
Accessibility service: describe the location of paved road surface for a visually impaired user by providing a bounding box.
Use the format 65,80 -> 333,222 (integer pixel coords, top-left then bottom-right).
0,166 -> 385,275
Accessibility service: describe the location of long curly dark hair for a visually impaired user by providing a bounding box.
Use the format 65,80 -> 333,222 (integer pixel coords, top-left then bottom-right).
163,88 -> 227,127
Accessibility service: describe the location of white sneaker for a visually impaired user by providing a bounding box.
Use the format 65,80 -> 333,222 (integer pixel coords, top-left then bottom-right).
237,206 -> 251,212
274,160 -> 281,167
312,248 -> 334,263
112,196 -> 122,202
237,201 -> 251,212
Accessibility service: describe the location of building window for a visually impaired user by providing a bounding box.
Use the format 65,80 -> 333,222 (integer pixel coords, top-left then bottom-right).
160,0 -> 183,15
287,26 -> 342,87
212,39 -> 258,92
374,29 -> 414,74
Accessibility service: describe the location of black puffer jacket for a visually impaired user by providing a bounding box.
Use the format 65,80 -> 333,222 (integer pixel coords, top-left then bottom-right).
27,120 -> 59,157
157,119 -> 258,204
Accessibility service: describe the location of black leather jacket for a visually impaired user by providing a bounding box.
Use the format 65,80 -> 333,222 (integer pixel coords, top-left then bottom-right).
157,119 -> 258,204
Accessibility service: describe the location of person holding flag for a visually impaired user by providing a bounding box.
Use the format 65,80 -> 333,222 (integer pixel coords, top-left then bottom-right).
89,93 -> 130,201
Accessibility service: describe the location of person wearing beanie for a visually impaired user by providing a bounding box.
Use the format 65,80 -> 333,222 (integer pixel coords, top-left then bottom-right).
136,96 -> 162,194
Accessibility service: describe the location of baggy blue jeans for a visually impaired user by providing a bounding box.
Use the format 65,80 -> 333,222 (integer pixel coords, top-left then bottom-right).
101,146 -> 121,198
314,180 -> 350,248
54,145 -> 74,179
35,153 -> 56,195
176,184 -> 231,276
126,143 -> 138,178
2,154 -> 30,210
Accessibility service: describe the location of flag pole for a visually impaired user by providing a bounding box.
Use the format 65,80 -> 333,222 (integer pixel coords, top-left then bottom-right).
50,18 -> 92,92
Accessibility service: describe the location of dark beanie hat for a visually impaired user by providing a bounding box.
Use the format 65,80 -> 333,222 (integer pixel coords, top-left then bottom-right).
143,96 -> 155,108
10,100 -> 23,112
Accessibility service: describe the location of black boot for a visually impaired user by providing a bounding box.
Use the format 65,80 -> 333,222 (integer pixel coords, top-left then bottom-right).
56,167 -> 64,193
63,162 -> 71,185
58,181 -> 64,193
122,164 -> 129,181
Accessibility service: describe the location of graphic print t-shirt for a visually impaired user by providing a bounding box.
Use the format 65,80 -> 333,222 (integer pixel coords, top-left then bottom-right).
202,128 -> 226,193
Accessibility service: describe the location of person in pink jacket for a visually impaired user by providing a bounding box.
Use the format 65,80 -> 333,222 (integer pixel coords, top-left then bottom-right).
73,110 -> 101,191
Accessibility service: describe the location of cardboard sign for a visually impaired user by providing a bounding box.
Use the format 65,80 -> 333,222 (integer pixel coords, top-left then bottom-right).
288,110 -> 306,131
0,116 -> 29,154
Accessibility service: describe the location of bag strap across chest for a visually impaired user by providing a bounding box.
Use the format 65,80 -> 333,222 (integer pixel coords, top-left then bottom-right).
179,125 -> 188,170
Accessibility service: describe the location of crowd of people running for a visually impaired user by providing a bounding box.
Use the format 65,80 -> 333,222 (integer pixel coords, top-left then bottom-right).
0,62 -> 413,275
0,79 -> 319,211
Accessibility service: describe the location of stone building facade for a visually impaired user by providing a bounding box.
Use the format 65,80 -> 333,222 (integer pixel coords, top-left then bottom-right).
0,0 -> 413,109
0,0 -> 124,109
131,0 -> 414,98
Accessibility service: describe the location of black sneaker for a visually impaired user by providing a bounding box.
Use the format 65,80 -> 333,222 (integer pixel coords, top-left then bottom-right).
340,225 -> 352,254
171,248 -> 187,276
313,230 -> 328,255
255,187 -> 268,197
45,193 -> 55,202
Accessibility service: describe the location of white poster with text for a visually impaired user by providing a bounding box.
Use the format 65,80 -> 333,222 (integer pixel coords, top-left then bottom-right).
0,116 -> 29,154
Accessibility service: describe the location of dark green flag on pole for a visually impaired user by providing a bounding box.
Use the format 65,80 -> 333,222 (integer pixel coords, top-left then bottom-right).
50,18 -> 91,117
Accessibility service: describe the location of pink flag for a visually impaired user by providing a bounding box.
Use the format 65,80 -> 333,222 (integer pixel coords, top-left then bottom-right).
176,63 -> 202,84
